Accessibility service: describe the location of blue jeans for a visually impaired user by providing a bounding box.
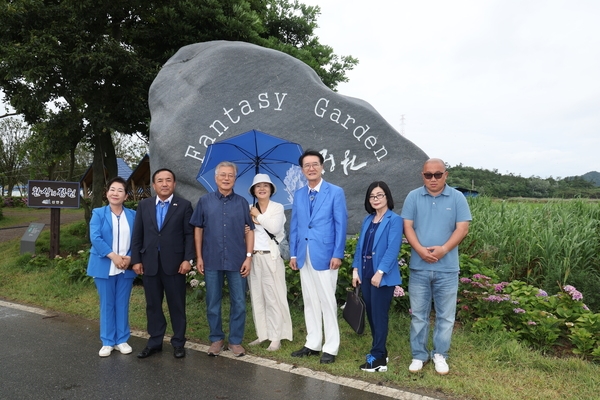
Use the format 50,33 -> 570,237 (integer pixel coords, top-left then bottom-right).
204,270 -> 247,345
408,269 -> 458,361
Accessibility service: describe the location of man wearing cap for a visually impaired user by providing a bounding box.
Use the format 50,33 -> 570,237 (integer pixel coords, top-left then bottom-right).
190,161 -> 255,357
289,150 -> 348,364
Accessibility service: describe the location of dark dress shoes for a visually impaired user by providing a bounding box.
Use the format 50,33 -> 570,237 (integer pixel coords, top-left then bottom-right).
291,346 -> 320,358
173,346 -> 185,358
320,352 -> 335,364
137,347 -> 162,359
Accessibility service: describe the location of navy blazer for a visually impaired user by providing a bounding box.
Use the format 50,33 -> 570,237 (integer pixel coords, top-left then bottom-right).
86,205 -> 137,279
130,195 -> 194,276
352,209 -> 403,287
290,180 -> 348,271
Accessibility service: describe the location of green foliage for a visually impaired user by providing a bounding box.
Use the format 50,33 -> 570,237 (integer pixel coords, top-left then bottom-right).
463,197 -> 600,310
447,164 -> 600,198
457,273 -> 600,356
185,265 -> 207,301
54,250 -> 93,284
1,196 -> 28,207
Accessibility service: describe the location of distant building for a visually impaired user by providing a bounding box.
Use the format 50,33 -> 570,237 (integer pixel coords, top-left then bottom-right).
80,158 -> 133,199
453,187 -> 479,197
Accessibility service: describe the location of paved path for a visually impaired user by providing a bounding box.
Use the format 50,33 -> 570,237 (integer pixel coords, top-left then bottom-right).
0,208 -> 85,243
0,301 -> 437,400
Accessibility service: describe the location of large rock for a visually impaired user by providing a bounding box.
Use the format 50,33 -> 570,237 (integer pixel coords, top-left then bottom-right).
149,41 -> 428,234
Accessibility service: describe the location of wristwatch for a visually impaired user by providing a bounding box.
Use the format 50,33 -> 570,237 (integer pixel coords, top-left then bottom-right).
246,252 -> 252,258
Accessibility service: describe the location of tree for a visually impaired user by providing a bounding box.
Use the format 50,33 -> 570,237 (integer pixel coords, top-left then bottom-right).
0,0 -> 357,208
0,117 -> 29,195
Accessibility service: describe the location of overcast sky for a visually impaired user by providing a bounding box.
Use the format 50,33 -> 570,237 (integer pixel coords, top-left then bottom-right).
303,0 -> 600,178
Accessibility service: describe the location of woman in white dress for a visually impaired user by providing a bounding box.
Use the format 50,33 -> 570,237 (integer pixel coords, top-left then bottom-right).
247,174 -> 293,351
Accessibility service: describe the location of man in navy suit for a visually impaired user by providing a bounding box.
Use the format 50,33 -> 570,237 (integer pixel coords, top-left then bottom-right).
289,150 -> 348,364
131,168 -> 195,359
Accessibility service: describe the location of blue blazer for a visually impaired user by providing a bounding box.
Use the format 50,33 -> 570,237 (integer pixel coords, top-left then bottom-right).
352,209 -> 403,287
87,205 -> 137,279
290,180 -> 348,271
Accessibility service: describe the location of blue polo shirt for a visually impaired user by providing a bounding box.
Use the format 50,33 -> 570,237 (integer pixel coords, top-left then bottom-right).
190,191 -> 255,271
400,185 -> 472,272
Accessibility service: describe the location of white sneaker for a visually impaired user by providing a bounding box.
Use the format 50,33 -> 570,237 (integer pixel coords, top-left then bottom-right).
433,353 -> 449,375
99,346 -> 113,357
115,343 -> 133,354
408,359 -> 424,373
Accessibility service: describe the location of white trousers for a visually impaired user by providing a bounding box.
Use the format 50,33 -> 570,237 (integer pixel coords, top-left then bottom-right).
248,253 -> 293,342
299,248 -> 340,355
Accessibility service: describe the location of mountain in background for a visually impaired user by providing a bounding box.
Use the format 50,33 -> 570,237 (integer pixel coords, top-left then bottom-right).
581,171 -> 600,187
447,165 -> 600,198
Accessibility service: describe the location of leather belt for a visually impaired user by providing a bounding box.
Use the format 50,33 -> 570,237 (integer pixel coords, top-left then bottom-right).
253,250 -> 270,254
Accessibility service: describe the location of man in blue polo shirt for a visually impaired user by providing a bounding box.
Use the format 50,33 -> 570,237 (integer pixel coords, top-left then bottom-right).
190,161 -> 255,358
401,158 -> 471,375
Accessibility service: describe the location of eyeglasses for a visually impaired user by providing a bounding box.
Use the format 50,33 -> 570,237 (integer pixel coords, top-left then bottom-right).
302,162 -> 321,170
369,193 -> 386,201
217,173 -> 235,179
423,172 -> 446,180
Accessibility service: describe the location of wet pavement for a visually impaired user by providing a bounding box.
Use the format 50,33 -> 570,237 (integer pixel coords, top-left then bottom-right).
0,301 -> 436,400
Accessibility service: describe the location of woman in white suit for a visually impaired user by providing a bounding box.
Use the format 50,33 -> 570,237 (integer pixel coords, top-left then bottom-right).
247,174 -> 293,351
86,177 -> 137,357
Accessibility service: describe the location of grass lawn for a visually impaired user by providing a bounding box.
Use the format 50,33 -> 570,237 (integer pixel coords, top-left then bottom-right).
1,218 -> 599,399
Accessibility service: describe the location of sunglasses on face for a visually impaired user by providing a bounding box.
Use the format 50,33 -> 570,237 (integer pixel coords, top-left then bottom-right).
423,172 -> 445,180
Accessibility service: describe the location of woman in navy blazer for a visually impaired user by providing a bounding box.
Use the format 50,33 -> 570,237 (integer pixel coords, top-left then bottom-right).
86,177 -> 137,357
352,181 -> 403,373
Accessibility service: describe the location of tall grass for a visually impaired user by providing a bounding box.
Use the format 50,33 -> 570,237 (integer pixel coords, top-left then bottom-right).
463,197 -> 600,309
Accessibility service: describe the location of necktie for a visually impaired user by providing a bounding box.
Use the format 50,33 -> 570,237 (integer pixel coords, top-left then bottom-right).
309,189 -> 317,215
158,200 -> 169,230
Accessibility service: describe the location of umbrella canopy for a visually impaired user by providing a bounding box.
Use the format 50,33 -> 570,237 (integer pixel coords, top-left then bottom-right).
197,130 -> 306,209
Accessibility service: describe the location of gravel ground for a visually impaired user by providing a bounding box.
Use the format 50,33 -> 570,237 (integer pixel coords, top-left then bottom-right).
0,208 -> 85,243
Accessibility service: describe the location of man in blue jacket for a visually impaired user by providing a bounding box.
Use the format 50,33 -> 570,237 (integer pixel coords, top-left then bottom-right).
289,150 -> 348,364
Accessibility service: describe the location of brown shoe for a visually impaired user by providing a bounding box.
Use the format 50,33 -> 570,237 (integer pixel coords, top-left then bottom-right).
207,340 -> 224,357
228,344 -> 246,357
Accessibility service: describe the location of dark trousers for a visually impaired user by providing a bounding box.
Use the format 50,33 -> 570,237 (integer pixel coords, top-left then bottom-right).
362,264 -> 395,360
143,257 -> 187,348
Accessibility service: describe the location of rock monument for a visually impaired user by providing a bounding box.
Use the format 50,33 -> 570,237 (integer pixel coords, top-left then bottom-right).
149,40 -> 428,234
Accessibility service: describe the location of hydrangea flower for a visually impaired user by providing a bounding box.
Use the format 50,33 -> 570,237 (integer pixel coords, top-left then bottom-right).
494,282 -> 509,292
536,289 -> 548,297
190,279 -> 199,288
563,285 -> 583,301
460,277 -> 472,284
483,294 -> 510,303
513,308 -> 526,314
393,286 -> 405,297
527,321 -> 537,325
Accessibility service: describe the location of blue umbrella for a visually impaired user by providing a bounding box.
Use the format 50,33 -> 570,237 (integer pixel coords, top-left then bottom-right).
196,130 -> 306,209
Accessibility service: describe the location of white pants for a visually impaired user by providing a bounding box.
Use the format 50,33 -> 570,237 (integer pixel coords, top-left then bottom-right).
299,248 -> 340,355
248,253 -> 293,342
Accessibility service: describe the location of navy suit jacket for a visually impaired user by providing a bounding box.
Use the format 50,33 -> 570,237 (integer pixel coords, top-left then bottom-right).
86,205 -> 137,279
290,180 -> 348,271
131,195 -> 194,276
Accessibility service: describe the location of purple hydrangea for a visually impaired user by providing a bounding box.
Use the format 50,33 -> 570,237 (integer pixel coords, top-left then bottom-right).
527,321 -> 537,325
460,277 -> 472,284
494,282 -> 509,292
483,294 -> 510,303
513,308 -> 526,314
393,286 -> 405,297
536,289 -> 548,297
563,285 -> 583,301
472,274 -> 491,281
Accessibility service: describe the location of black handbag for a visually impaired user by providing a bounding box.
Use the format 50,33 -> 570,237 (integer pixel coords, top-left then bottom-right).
343,285 -> 366,334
